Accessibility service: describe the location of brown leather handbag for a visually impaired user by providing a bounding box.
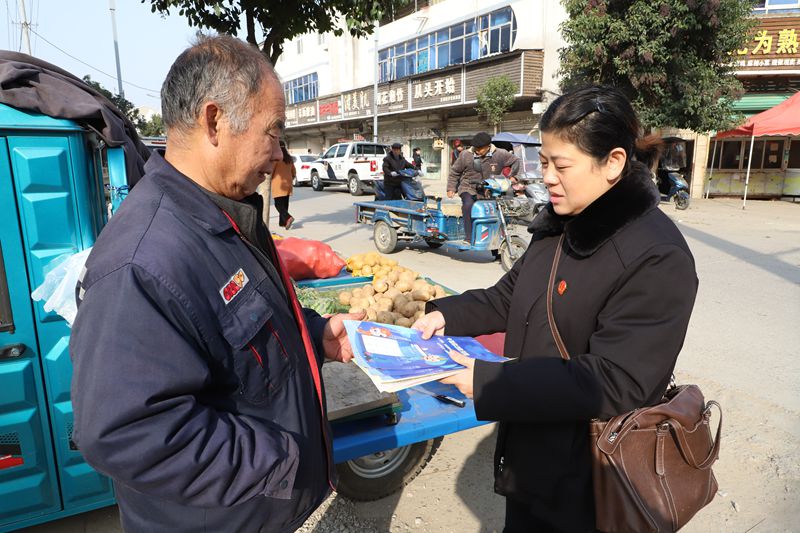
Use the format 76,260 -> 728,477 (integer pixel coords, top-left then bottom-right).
546,235 -> 722,532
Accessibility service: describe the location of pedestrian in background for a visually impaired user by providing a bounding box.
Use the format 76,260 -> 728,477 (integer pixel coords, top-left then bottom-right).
272,140 -> 296,229
412,147 -> 424,174
451,139 -> 464,164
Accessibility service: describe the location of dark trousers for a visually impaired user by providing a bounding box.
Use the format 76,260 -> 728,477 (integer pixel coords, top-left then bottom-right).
504,497 -> 599,533
460,191 -> 477,242
273,195 -> 291,226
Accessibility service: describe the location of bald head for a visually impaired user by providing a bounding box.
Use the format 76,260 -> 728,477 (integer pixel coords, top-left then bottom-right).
161,33 -> 280,135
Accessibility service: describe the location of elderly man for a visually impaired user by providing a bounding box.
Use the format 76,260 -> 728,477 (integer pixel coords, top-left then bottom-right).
447,131 -> 520,243
69,34 -> 361,532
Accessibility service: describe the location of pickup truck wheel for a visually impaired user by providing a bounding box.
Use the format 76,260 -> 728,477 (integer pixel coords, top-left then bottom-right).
348,173 -> 364,196
311,171 -> 325,191
335,437 -> 443,502
374,221 -> 398,254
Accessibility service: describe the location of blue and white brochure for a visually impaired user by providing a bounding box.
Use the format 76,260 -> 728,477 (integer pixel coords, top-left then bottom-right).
343,320 -> 508,392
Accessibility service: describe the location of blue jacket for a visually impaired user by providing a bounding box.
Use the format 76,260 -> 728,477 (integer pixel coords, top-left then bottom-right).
70,154 -> 333,532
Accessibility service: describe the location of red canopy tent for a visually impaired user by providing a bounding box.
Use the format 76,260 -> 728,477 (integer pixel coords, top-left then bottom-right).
711,92 -> 800,208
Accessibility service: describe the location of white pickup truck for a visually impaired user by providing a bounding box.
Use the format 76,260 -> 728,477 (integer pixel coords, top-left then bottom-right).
308,141 -> 389,196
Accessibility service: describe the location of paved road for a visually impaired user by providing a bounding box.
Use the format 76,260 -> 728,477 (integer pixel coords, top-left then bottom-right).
28,185 -> 799,532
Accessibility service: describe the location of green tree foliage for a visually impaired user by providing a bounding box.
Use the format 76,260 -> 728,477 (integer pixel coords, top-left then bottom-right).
82,75 -> 164,136
144,0 -> 409,64
476,75 -> 518,134
559,0 -> 757,132
139,114 -> 165,137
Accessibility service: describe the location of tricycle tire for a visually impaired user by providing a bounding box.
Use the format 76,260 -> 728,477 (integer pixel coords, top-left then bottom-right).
374,221 -> 399,254
348,173 -> 364,196
311,171 -> 325,191
499,235 -> 527,272
335,437 -> 443,502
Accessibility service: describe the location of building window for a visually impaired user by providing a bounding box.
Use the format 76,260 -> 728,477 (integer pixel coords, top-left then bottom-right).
788,140 -> 800,168
378,6 -> 517,82
754,0 -> 800,13
719,141 -> 743,169
283,72 -> 319,105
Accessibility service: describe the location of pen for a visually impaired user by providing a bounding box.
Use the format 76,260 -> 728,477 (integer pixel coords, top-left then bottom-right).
413,388 -> 466,408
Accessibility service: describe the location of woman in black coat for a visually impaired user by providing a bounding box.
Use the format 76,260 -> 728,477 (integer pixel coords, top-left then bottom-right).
414,86 -> 698,532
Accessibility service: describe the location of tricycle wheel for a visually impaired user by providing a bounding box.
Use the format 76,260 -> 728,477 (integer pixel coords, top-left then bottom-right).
335,437 -> 443,502
374,221 -> 399,254
424,239 -> 443,249
499,235 -> 528,272
348,173 -> 364,196
311,171 -> 325,191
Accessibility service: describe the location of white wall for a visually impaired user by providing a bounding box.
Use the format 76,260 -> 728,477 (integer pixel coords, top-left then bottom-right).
275,0 -> 567,99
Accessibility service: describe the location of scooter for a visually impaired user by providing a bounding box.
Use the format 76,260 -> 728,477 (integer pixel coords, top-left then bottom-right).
373,169 -> 425,201
657,138 -> 691,210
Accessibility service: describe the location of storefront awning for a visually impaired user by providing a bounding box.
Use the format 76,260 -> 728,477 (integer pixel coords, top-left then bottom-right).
717,92 -> 800,139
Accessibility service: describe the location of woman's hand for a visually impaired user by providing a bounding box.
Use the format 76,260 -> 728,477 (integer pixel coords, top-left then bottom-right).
412,311 -> 446,339
440,350 -> 475,398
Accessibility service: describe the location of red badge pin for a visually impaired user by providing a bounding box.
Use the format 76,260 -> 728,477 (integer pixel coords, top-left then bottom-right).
557,280 -> 568,296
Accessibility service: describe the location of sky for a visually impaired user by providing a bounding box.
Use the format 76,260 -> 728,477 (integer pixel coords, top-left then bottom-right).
2,0 -> 246,112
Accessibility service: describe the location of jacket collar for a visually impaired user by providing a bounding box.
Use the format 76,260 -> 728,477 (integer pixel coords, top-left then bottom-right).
528,162 -> 660,257
143,152 -> 234,235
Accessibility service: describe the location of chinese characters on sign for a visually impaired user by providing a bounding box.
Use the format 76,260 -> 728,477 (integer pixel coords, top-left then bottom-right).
342,90 -> 372,118
411,73 -> 463,108
318,97 -> 341,122
376,83 -> 406,112
734,19 -> 800,70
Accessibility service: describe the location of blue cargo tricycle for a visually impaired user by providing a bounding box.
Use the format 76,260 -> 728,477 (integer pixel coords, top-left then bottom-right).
354,194 -> 529,271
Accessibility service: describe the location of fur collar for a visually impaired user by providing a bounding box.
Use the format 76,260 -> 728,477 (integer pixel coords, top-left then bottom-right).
528,162 -> 660,257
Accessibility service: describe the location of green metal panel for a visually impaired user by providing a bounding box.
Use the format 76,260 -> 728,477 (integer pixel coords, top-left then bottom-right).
732,93 -> 793,113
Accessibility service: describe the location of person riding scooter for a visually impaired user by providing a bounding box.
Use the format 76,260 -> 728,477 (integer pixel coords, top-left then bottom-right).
448,132 -> 520,244
379,142 -> 423,201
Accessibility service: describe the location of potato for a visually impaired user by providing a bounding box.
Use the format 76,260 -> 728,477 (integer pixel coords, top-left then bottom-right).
401,301 -> 418,318
393,294 -> 409,310
366,295 -> 377,307
414,310 -> 424,321
362,265 -> 373,275
411,289 -> 431,302
366,308 -> 378,321
377,297 -> 394,312
351,287 -> 364,298
386,271 -> 400,284
385,259 -> 398,267
361,284 -> 374,296
416,300 -> 427,312
390,312 -> 404,323
399,271 -> 416,283
338,291 -> 352,305
376,311 -> 394,324
384,287 -> 401,300
394,280 -> 412,293
434,285 -> 447,298
412,279 -> 431,292
349,306 -> 365,314
372,279 -> 389,293
395,317 -> 413,328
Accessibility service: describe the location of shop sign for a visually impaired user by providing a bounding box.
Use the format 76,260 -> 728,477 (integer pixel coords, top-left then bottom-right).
376,82 -> 407,113
342,89 -> 372,119
432,138 -> 445,150
411,71 -> 463,109
286,102 -> 317,126
318,97 -> 341,122
734,17 -> 800,71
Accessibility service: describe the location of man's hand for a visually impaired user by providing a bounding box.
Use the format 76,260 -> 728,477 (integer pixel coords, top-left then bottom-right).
446,191 -> 455,199
412,311 -> 446,340
321,310 -> 366,362
440,350 -> 475,398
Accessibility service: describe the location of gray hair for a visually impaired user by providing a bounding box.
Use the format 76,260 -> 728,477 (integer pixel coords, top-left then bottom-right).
161,33 -> 278,134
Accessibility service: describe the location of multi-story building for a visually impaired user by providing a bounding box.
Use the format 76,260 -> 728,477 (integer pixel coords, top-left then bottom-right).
274,0 -> 567,182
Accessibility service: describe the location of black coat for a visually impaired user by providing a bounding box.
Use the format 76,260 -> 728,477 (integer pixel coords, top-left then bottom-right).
429,164 -> 698,532
382,152 -> 415,186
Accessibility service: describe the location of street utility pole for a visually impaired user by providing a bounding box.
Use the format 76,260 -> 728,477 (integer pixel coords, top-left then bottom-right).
108,0 -> 125,98
373,20 -> 379,143
18,0 -> 32,55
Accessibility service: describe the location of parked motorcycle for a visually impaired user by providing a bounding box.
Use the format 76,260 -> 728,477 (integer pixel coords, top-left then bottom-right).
657,138 -> 691,210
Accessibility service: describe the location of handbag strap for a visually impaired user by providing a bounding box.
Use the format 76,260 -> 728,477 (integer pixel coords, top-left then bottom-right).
665,400 -> 723,470
547,234 -> 570,361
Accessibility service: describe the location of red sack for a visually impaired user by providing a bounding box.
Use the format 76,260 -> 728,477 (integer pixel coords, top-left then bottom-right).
274,237 -> 346,281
